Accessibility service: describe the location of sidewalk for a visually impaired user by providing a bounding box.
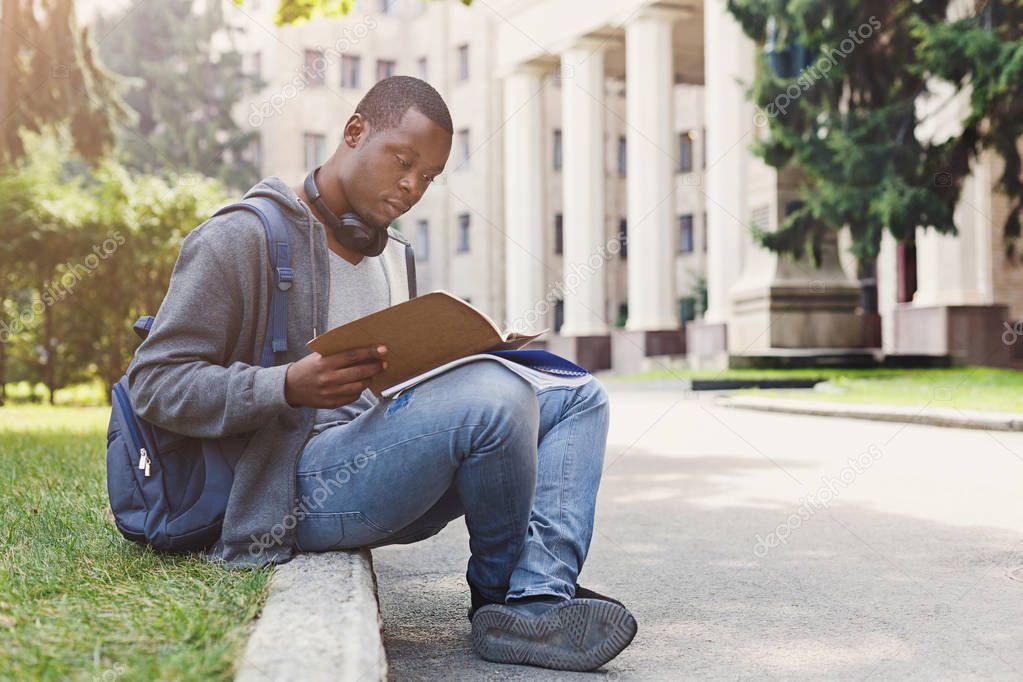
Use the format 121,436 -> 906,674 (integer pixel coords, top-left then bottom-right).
717,395 -> 1023,431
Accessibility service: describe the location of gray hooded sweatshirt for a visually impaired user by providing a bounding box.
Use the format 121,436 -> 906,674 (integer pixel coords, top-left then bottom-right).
127,177 -> 415,567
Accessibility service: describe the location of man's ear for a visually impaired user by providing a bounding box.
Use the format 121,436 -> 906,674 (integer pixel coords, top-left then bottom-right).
343,113 -> 368,149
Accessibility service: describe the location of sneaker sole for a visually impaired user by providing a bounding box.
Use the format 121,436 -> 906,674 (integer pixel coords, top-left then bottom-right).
471,598 -> 638,672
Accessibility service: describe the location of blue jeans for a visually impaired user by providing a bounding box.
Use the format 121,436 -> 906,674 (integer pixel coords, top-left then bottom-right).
294,361 -> 611,603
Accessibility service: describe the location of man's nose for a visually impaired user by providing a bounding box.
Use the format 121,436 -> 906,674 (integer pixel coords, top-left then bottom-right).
399,174 -> 426,201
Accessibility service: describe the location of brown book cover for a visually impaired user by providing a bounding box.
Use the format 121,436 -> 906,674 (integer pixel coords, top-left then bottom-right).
306,290 -> 548,396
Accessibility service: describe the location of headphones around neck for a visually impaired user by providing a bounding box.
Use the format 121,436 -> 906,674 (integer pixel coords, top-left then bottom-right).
303,166 -> 391,257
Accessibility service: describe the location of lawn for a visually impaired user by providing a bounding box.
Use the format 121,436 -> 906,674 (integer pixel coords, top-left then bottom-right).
610,366 -> 1023,413
0,406 -> 271,681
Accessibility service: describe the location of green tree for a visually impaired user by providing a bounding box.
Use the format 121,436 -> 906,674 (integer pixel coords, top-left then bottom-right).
0,133 -> 93,403
0,132 -> 228,404
77,164 -> 228,398
0,0 -> 129,165
241,0 -> 469,25
96,0 -> 262,190
725,0 -> 1023,271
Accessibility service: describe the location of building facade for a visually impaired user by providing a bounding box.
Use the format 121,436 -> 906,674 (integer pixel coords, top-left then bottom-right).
229,0 -> 1022,370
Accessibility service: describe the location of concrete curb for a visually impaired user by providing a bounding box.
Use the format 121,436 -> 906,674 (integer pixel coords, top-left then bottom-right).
717,395 -> 1023,432
235,550 -> 387,682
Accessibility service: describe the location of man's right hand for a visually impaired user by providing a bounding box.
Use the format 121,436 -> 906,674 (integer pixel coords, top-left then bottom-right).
284,345 -> 389,409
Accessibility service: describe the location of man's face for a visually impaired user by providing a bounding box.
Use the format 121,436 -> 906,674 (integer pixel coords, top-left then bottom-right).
338,108 -> 451,229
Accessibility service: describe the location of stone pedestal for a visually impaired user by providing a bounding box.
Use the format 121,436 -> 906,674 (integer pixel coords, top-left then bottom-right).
893,304 -> 1011,367
610,329 -> 686,375
730,283 -> 867,350
728,231 -> 866,352
545,334 -> 612,372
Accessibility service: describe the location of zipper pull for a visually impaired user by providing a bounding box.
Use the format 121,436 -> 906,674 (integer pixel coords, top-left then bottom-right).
138,448 -> 151,477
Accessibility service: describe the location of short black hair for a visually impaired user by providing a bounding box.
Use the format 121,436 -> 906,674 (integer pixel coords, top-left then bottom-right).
355,75 -> 453,135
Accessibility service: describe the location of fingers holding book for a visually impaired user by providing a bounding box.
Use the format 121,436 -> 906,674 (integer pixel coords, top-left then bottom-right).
284,345 -> 388,409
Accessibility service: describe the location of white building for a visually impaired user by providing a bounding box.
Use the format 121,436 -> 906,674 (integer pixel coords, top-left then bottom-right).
229,0 -> 1022,370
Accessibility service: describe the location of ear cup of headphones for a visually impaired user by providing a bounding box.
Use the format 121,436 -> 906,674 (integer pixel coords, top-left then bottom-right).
305,167 -> 392,257
334,213 -> 389,257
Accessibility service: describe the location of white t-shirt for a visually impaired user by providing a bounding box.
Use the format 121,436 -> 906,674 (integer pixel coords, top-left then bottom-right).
312,249 -> 391,433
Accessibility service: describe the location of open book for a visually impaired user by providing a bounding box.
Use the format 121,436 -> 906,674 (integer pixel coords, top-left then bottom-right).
307,290 -> 549,396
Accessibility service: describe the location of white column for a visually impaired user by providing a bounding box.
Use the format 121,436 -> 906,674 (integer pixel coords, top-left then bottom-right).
702,0 -> 757,323
624,9 -> 678,331
502,65 -> 548,333
559,41 -> 608,336
913,153 -> 994,307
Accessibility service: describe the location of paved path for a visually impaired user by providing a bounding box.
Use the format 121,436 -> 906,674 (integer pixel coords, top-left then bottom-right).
374,388 -> 1023,680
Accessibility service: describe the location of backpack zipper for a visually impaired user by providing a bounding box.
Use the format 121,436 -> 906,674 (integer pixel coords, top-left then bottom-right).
113,383 -> 152,478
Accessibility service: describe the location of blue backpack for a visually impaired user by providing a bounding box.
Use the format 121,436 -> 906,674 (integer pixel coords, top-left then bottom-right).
106,197 -> 294,552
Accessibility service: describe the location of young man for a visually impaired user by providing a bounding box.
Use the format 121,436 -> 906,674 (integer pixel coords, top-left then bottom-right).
128,76 -> 636,671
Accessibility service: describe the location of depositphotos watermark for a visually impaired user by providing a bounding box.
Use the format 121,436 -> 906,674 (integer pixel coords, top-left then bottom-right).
0,232 -> 125,344
248,445 -> 379,557
503,231 -> 625,333
753,444 -> 883,557
753,16 -> 882,127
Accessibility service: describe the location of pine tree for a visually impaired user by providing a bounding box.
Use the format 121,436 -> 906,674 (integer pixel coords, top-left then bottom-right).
726,0 -> 1023,269
0,0 -> 128,165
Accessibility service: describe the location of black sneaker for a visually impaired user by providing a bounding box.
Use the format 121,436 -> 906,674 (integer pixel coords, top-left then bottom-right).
467,581 -> 625,621
470,596 -> 638,672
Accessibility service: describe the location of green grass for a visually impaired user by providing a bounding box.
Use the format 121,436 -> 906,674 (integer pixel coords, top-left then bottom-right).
743,367 -> 1023,413
4,380 -> 107,407
0,406 -> 271,681
611,366 -> 1023,413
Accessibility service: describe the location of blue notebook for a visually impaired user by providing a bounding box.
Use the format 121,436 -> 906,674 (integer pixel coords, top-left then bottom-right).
486,350 -> 590,377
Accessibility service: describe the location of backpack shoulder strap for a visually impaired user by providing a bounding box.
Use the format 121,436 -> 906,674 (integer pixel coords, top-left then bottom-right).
403,242 -> 417,299
211,198 -> 292,368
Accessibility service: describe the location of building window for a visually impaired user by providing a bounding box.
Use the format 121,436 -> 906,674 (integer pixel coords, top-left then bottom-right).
341,54 -> 361,88
552,129 -> 562,171
376,59 -> 396,81
457,213 -> 470,252
616,136 -> 627,177
379,0 -> 397,15
702,211 -> 708,252
305,49 -> 326,86
417,56 -> 428,80
456,44 -> 469,81
416,220 -> 429,261
304,133 -> 327,169
456,128 -> 470,167
618,218 -> 627,259
554,299 -> 564,333
553,213 -> 563,255
701,127 -> 706,169
679,214 -> 694,252
678,131 -> 693,173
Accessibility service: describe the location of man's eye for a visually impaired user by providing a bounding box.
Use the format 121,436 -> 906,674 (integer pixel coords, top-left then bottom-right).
396,155 -> 411,168
423,174 -> 436,183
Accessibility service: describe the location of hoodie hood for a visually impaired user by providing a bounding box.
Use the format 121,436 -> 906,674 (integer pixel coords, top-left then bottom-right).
240,176 -> 415,339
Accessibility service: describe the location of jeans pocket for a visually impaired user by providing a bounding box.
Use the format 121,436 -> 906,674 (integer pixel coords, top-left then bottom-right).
296,511 -> 393,552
